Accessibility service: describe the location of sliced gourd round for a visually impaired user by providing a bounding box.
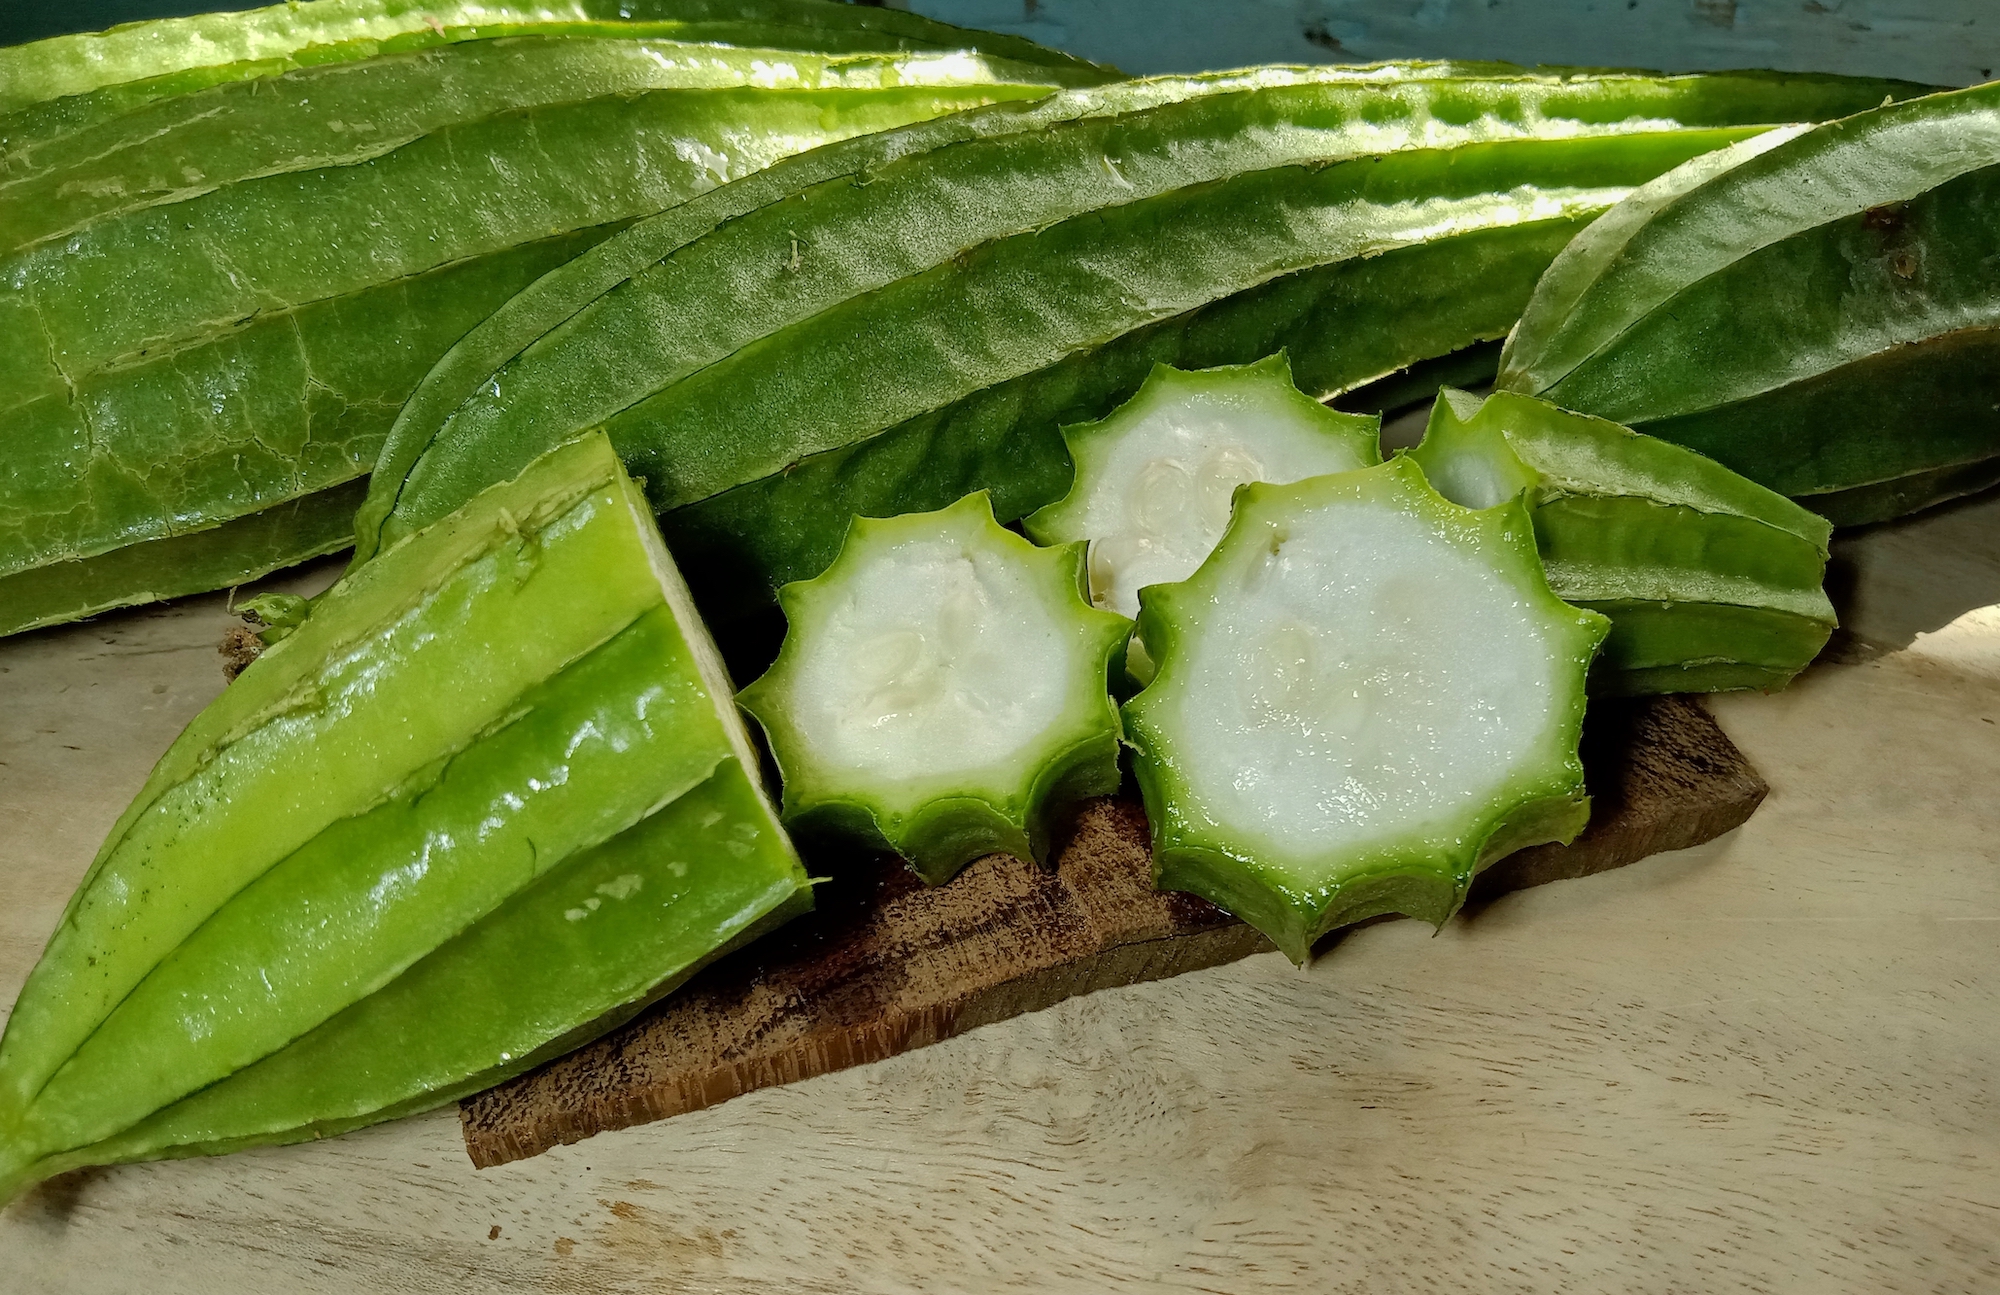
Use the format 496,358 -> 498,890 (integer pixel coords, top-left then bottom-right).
739,492 -> 1130,885
1024,354 -> 1380,682
1122,457 -> 1609,964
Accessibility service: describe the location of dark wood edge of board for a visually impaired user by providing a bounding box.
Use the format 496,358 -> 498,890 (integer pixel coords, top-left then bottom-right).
460,693 -> 1766,1169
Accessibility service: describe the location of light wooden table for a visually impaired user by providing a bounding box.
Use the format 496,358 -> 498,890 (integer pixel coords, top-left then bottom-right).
2,490 -> 1997,1294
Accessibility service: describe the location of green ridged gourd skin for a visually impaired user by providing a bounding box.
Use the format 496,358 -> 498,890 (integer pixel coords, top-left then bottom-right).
1496,83 -> 2000,525
0,40 -> 1073,640
0,24 -> 1111,179
738,492 -> 1129,885
1408,388 -> 1835,695
0,0 -> 1112,114
0,38 -> 1090,249
1123,458 -> 1608,965
355,62 -> 1926,664
0,433 -> 810,1203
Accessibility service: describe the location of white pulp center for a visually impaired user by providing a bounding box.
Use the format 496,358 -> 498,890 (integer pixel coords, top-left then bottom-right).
1074,388 -> 1371,617
789,534 -> 1073,789
1422,440 -> 1520,511
1165,500 -> 1562,868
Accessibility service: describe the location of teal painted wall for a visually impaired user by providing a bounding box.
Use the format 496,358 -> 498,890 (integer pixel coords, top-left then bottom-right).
3,0 -> 1993,85
911,0 -> 1993,84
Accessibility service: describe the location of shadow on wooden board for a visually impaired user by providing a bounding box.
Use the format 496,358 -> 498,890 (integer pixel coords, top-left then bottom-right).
461,693 -> 1766,1169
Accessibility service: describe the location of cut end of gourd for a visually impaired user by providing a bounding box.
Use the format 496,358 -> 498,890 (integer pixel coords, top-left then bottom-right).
0,430 -> 813,1197
1410,387 -> 1837,696
1125,457 -> 1606,963
1409,387 -> 1543,510
1026,354 -> 1381,623
740,492 -> 1128,884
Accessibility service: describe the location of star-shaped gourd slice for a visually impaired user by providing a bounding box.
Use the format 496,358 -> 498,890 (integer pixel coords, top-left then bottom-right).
1024,353 -> 1380,683
739,492 -> 1130,885
1122,457 -> 1610,963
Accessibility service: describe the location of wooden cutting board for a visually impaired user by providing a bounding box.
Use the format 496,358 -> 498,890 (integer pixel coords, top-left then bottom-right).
460,693 -> 1765,1168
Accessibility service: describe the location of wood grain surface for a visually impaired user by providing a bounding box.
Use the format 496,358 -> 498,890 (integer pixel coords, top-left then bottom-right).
2,491 -> 1997,1293
462,695 -> 1767,1169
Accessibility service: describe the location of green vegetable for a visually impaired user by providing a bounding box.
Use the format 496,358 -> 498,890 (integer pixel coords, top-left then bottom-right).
359,63 -> 1922,657
0,37 -> 1081,251
0,0 -> 1111,115
1123,457 -> 1608,964
0,42 -> 1061,638
1496,83 -> 2000,524
738,492 -> 1127,885
1023,354 -> 1379,682
1408,388 -> 1835,694
0,432 -> 810,1202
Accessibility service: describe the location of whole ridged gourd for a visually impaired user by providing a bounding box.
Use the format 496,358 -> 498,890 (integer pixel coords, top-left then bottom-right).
0,0 -> 1111,637
1498,83 -> 2000,525
0,0 -> 1107,116
0,432 -> 812,1202
353,61 -> 1927,663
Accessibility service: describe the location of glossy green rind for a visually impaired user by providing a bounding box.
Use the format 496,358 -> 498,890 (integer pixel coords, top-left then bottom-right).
11,759 -> 806,1182
1636,324 -> 2000,525
0,39 -> 1070,250
0,24 -> 1104,168
363,63 -> 1920,633
1578,599 -> 1832,694
1123,458 -> 1607,964
0,79 -> 1038,398
1408,388 -> 1835,694
0,217 -> 614,567
738,492 -> 1128,886
4,435 -> 670,1104
0,477 -> 365,638
0,432 -> 806,1202
1494,125 -> 1813,397
366,63 -> 1928,544
0,0 -> 1113,113
1803,446 -> 2000,529
346,76 -> 1154,559
1498,82 -> 2000,521
373,55 -> 1866,553
0,49 -> 1054,639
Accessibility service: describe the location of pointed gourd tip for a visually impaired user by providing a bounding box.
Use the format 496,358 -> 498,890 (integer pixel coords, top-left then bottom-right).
1434,386 -> 1487,424
832,509 -> 879,553
1250,349 -> 1295,381
1051,538 -> 1093,592
349,492 -> 389,566
1021,508 -> 1067,548
1378,454 -> 1430,496
948,489 -> 997,522
1275,933 -> 1314,968
0,1141 -> 39,1210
